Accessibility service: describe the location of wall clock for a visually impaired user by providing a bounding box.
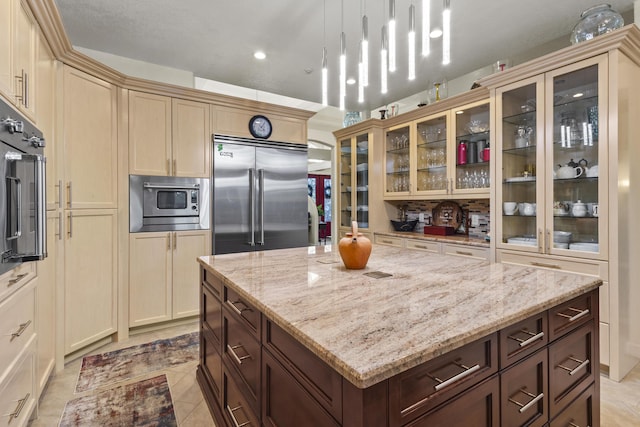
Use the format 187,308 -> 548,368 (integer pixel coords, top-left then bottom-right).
249,115 -> 272,139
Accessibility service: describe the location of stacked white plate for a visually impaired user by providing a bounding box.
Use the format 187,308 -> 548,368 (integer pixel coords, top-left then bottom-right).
569,242 -> 599,252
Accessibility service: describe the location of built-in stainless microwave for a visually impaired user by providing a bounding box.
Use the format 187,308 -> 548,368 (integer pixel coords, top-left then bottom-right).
129,175 -> 210,232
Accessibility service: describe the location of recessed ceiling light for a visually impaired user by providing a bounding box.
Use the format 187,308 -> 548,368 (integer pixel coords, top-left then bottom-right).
254,51 -> 266,60
430,28 -> 443,38
346,77 -> 356,85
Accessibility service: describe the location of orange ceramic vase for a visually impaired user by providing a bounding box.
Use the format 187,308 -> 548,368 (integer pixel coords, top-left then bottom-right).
338,221 -> 372,269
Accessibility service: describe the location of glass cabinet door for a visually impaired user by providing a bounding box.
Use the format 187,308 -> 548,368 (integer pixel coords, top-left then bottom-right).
339,138 -> 353,228
355,134 -> 369,228
453,102 -> 491,193
385,124 -> 411,195
415,114 -> 448,194
546,58 -> 606,258
498,77 -> 544,251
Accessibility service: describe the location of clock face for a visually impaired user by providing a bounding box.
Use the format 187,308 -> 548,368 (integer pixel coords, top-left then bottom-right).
249,115 -> 272,139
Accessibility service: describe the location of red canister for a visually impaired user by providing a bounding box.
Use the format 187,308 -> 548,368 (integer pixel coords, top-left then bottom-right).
457,141 -> 467,165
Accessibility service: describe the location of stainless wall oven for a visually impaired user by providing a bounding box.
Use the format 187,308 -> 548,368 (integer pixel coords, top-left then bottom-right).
0,98 -> 47,275
129,175 -> 210,232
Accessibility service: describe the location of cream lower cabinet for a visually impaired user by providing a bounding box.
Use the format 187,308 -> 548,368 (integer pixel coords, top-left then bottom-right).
129,230 -> 210,328
63,209 -> 118,355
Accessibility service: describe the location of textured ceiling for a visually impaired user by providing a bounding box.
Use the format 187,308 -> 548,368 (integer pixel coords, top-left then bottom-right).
54,0 -> 634,111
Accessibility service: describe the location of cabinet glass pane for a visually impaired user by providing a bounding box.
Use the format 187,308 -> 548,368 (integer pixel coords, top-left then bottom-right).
339,138 -> 352,228
416,116 -> 447,191
385,125 -> 410,193
552,65 -> 599,252
355,134 -> 369,228
501,83 -> 538,246
454,104 -> 490,190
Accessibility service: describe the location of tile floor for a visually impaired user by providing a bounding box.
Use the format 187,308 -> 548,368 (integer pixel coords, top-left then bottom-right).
29,321 -> 640,427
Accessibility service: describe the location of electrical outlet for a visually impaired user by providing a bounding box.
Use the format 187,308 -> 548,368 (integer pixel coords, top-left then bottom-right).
471,214 -> 480,227
418,213 -> 425,222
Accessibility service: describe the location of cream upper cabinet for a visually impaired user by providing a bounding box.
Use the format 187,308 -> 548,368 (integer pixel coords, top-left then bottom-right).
171,98 -> 210,178
64,209 -> 118,355
128,93 -> 210,178
0,0 -> 37,121
129,230 -> 210,327
495,56 -> 608,261
62,66 -> 118,209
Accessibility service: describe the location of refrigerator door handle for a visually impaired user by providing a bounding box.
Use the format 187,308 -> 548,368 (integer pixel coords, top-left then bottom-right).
258,169 -> 265,245
248,168 -> 256,246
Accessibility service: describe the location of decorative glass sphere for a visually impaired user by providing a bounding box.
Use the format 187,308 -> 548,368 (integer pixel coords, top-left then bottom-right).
570,4 -> 624,45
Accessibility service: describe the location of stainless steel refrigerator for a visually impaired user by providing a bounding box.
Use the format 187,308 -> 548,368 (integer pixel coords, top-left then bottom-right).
212,134 -> 309,254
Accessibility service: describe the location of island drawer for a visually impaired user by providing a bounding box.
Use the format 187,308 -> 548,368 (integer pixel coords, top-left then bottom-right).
374,235 -> 404,247
549,322 -> 596,418
202,283 -> 222,349
500,348 -> 548,427
549,383 -> 596,427
223,368 -> 259,427
549,292 -> 596,341
405,239 -> 439,253
202,268 -> 222,300
388,333 -> 498,427
225,286 -> 260,337
499,311 -> 548,369
405,375 -> 499,427
441,243 -> 489,260
224,310 -> 261,412
262,319 -> 343,422
202,328 -> 222,404
496,250 -> 608,280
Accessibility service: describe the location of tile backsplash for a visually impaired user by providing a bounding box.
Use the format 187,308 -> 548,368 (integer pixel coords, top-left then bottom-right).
390,199 -> 490,240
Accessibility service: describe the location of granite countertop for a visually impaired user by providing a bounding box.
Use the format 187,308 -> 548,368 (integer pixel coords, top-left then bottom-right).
198,245 -> 600,389
375,231 -> 490,248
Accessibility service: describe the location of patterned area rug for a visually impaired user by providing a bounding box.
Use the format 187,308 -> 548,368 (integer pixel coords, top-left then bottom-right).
60,375 -> 177,427
75,332 -> 199,393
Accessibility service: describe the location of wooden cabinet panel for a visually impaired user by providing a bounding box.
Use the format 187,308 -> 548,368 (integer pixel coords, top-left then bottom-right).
0,338 -> 36,427
374,235 -> 404,247
202,328 -> 222,404
172,98 -> 210,178
224,310 -> 261,412
500,348 -> 548,427
406,375 -> 500,427
0,281 -> 35,379
13,0 -> 36,119
549,383 -> 597,427
262,348 -> 340,427
64,210 -> 117,354
224,286 -> 260,336
203,281 -> 222,349
389,333 -> 498,426
62,66 -> 118,209
223,368 -> 260,427
128,91 -> 172,176
0,0 -> 12,100
549,322 -> 596,418
128,233 -> 172,327
549,293 -> 594,342
442,243 -> 489,260
172,231 -> 208,318
405,238 -> 439,253
499,311 -> 548,369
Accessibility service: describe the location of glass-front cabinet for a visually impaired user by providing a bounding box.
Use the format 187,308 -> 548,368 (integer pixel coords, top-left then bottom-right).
496,55 -> 607,260
383,98 -> 490,199
339,132 -> 370,229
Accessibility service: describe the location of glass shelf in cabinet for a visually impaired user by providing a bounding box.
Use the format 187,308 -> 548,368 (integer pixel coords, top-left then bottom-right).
503,176 -> 537,183
457,130 -> 490,140
552,176 -> 598,183
553,93 -> 597,109
387,170 -> 410,176
456,162 -> 490,169
502,110 -> 536,125
387,147 -> 410,155
503,145 -> 537,156
417,139 -> 447,148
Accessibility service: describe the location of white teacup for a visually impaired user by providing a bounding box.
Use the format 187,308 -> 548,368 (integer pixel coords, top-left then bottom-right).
503,202 -> 518,215
522,202 -> 536,216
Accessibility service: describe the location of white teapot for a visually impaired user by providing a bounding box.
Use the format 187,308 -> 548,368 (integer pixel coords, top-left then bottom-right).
556,163 -> 583,179
586,164 -> 599,177
572,200 -> 588,217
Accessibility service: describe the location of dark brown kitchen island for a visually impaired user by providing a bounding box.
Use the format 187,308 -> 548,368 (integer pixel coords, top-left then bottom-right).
196,245 -> 601,426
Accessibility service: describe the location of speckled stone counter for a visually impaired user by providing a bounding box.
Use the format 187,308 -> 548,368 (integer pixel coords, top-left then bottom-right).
375,231 -> 490,247
198,244 -> 600,388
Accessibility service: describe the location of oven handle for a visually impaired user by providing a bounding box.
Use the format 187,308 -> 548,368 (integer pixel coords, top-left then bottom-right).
143,183 -> 199,190
248,168 -> 256,247
6,176 -> 22,240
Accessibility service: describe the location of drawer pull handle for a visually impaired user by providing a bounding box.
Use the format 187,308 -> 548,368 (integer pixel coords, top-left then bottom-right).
381,240 -> 392,244
227,300 -> 251,317
455,250 -> 473,256
568,423 -> 589,427
7,273 -> 28,287
509,388 -> 544,413
429,361 -> 481,391
4,393 -> 30,420
531,262 -> 562,269
508,330 -> 544,348
415,245 -> 428,249
227,404 -> 251,427
557,307 -> 590,322
10,320 -> 31,342
557,356 -> 590,376
227,344 -> 252,365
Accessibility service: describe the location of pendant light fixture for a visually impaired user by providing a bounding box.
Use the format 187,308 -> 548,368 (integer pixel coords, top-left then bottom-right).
321,0 -> 328,106
339,0 -> 346,111
361,0 -> 369,87
381,24 -> 388,94
358,47 -> 365,103
408,3 -> 416,80
442,0 -> 451,65
388,0 -> 396,72
422,0 -> 430,56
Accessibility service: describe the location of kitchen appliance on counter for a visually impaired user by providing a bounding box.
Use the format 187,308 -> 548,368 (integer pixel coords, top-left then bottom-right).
212,134 -> 308,254
129,175 -> 210,232
0,98 -> 47,275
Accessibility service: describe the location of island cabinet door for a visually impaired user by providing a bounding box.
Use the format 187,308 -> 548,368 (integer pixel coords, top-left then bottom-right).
223,368 -> 260,427
500,348 -> 548,427
404,375 -> 500,427
549,383 -> 597,427
201,327 -> 223,404
388,333 -> 498,426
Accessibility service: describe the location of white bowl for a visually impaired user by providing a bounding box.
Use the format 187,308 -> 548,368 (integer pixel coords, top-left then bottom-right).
554,242 -> 569,249
553,231 -> 572,243
569,242 -> 599,252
